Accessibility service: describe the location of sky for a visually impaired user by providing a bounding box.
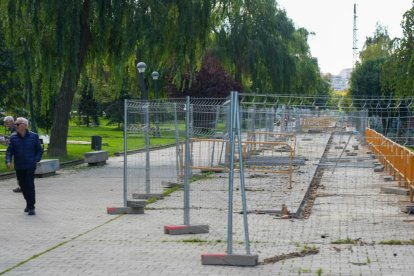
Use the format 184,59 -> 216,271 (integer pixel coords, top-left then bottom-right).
276,0 -> 413,75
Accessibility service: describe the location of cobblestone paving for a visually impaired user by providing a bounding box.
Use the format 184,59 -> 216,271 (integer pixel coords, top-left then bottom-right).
1,132 -> 414,275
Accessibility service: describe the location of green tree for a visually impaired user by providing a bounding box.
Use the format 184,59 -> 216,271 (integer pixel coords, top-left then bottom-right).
350,57 -> 392,133
0,23 -> 14,109
350,57 -> 386,99
0,21 -> 23,114
2,0 -> 324,157
360,24 -> 392,62
78,78 -> 99,127
350,24 -> 393,100
104,76 -> 131,128
2,0 -> 226,157
289,28 -> 330,99
213,0 -> 297,93
381,5 -> 414,97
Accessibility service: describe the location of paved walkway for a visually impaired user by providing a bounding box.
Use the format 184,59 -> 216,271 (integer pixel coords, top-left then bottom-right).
1,133 -> 414,275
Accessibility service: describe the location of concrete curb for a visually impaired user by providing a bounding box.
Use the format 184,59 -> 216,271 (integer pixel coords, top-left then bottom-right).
0,159 -> 84,181
0,143 -> 173,181
113,143 -> 176,156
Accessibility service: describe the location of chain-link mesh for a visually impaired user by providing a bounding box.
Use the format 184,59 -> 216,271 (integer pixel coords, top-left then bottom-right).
124,93 -> 414,267
125,100 -> 186,200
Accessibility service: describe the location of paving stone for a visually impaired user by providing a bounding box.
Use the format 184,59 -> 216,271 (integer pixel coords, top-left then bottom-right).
1,132 -> 414,275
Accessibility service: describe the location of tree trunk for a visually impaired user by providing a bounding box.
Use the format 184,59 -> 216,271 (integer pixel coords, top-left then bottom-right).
47,71 -> 76,156
47,0 -> 91,157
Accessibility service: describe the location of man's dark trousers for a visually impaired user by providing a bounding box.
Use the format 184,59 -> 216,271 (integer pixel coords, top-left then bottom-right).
16,169 -> 36,210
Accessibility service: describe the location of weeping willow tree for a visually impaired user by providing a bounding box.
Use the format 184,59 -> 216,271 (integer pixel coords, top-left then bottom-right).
0,20 -> 23,113
211,0 -> 322,94
288,28 -> 330,97
1,0 -> 225,157
381,5 -> 414,97
1,0 -> 324,156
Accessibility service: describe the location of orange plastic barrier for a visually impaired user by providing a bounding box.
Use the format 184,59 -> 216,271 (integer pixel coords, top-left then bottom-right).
365,128 -> 414,201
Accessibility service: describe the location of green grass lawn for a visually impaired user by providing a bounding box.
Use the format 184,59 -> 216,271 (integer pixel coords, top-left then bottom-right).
0,119 -> 177,173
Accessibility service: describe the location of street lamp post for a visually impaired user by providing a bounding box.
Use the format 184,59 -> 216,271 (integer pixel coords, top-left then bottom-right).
136,62 -> 147,100
151,71 -> 159,98
136,62 -> 151,193
152,71 -> 160,137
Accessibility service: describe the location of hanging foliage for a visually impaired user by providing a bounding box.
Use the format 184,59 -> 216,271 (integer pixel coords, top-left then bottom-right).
0,0 -> 329,157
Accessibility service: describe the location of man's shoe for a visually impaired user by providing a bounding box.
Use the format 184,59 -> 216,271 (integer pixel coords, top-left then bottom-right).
24,207 -> 28,213
28,209 -> 36,216
13,187 -> 22,193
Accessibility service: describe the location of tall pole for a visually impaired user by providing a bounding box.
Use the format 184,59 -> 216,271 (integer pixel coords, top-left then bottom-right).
174,103 -> 180,183
137,62 -> 147,100
154,77 -> 158,99
184,96 -> 191,225
139,73 -> 147,100
123,99 -> 128,207
353,3 -> 358,68
152,71 -> 160,99
145,104 -> 151,194
227,92 -> 236,254
234,91 -> 251,255
152,71 -> 160,137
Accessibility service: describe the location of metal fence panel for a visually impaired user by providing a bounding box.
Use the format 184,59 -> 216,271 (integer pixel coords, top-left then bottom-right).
123,94 -> 414,263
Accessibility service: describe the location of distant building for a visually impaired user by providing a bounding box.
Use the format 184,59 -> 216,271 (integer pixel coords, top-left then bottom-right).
328,68 -> 352,91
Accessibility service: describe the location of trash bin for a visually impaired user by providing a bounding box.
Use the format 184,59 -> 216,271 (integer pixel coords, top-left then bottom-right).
39,138 -> 44,150
91,136 -> 102,151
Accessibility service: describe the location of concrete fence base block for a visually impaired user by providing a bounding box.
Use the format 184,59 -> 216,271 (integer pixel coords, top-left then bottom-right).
374,166 -> 384,172
164,224 -> 209,235
352,145 -> 359,150
380,185 -> 409,196
301,138 -> 313,141
334,146 -> 344,150
201,253 -> 258,266
308,129 -> 322,133
88,161 -> 106,166
383,176 -> 393,182
127,200 -> 147,208
84,150 -> 109,165
399,203 -> 414,214
106,206 -> 144,215
36,172 -> 56,178
132,193 -> 164,200
346,152 -> 358,156
161,181 -> 184,189
35,159 -> 60,177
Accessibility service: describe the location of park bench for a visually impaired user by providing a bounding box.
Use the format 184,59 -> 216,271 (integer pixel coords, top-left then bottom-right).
84,150 -> 109,166
35,159 -> 60,177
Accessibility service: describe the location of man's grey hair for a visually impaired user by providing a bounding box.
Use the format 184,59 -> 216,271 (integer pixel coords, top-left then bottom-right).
15,117 -> 29,126
3,116 -> 14,122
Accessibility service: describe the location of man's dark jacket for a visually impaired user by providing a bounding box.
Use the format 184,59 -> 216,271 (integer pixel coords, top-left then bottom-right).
6,131 -> 43,170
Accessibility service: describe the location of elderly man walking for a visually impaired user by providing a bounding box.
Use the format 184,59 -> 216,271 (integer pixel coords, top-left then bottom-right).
6,117 -> 43,216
